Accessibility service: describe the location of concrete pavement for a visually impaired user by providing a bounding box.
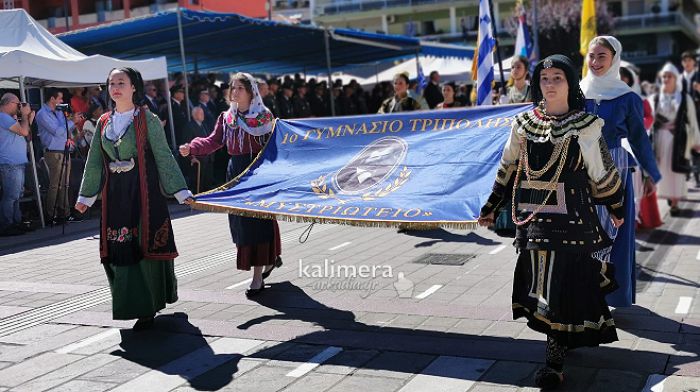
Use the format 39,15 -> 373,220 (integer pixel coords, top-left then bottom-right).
0,191 -> 698,391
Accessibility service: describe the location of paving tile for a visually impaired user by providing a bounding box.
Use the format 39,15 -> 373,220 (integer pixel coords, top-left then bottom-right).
13,354 -> 119,392
280,372 -> 345,392
353,351 -> 436,379
0,352 -> 82,388
0,324 -> 75,345
46,379 -> 116,392
584,368 -> 647,392
326,374 -> 404,392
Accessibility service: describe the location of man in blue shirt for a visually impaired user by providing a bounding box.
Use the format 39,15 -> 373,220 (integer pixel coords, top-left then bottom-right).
36,88 -> 75,224
0,93 -> 34,236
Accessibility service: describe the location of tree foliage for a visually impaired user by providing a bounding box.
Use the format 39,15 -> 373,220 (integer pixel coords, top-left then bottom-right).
506,0 -> 615,64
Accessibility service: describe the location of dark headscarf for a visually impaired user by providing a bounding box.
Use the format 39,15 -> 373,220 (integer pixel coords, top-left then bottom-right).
531,54 -> 586,111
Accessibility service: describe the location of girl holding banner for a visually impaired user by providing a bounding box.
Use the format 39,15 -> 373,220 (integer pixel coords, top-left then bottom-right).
479,55 -> 625,388
580,36 -> 661,308
378,72 -> 429,114
179,73 -> 282,298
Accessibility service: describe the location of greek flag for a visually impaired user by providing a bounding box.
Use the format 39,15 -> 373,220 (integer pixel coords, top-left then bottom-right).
513,13 -> 533,60
416,58 -> 428,94
476,0 -> 496,106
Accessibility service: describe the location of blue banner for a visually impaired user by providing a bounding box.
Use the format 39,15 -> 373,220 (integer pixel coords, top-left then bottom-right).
192,104 -> 531,229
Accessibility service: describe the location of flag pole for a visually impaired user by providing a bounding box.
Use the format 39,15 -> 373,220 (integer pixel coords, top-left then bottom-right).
488,0 -> 507,94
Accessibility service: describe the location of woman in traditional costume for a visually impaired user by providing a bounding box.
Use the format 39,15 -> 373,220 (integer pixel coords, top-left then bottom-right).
648,62 -> 700,215
179,72 -> 281,298
479,55 -> 625,389
75,68 -> 193,331
378,72 -> 429,113
580,36 -> 661,307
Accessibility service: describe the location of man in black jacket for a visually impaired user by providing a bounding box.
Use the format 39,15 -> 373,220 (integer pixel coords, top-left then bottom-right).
423,70 -> 444,109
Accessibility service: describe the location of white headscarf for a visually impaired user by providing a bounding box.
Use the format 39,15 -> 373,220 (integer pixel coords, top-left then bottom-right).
657,62 -> 683,113
580,36 -> 634,101
222,72 -> 274,154
223,72 -> 273,137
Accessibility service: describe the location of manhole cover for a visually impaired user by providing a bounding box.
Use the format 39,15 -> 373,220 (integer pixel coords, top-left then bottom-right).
412,253 -> 476,266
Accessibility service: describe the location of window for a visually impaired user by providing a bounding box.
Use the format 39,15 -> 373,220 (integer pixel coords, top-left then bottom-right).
627,0 -> 645,15
607,1 -> 622,17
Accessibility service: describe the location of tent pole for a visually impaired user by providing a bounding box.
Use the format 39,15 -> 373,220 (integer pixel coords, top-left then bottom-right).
164,78 -> 177,151
21,77 -> 46,228
323,28 -> 336,117
176,7 -> 191,122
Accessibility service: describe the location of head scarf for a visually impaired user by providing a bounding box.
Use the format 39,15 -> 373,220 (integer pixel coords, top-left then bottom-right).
657,62 -> 683,113
580,36 -> 633,101
531,54 -> 586,111
222,72 -> 274,154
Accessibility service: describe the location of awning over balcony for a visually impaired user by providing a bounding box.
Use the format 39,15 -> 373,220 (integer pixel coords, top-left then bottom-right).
58,8 -> 474,75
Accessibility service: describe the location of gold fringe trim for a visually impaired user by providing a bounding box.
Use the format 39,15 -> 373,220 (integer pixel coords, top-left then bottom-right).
190,201 -> 480,230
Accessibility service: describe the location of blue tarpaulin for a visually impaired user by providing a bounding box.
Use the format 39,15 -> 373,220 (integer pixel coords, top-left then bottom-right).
58,9 -> 473,75
192,104 -> 531,229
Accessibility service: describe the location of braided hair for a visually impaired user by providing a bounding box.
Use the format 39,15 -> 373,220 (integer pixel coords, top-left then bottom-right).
530,54 -> 586,111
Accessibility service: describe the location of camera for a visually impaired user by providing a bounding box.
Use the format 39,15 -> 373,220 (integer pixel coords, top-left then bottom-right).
55,103 -> 72,114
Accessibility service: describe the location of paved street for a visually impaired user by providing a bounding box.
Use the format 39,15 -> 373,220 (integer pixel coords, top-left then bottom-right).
0,191 -> 698,392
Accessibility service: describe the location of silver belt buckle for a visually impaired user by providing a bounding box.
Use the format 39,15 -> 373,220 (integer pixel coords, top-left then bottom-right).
109,158 -> 135,173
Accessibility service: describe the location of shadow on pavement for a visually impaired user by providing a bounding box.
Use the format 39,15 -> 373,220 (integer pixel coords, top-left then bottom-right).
637,265 -> 700,288
400,229 -> 501,248
643,229 -> 700,246
114,312 -> 240,391
108,282 -> 698,391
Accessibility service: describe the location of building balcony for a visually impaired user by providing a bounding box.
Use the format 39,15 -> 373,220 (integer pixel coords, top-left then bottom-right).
613,11 -> 700,43
316,0 -> 463,16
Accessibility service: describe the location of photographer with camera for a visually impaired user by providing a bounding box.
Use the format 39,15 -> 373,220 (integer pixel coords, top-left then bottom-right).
0,93 -> 35,236
36,88 -> 76,225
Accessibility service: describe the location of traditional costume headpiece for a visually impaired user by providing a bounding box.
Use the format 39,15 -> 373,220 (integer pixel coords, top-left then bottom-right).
531,54 -> 586,111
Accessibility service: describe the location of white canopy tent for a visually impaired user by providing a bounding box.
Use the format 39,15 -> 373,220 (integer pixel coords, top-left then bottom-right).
322,55 -> 511,88
0,9 -> 172,228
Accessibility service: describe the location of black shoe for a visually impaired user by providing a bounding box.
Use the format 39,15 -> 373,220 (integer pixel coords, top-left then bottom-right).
670,206 -> 681,217
15,221 -> 35,232
245,281 -> 265,298
67,214 -> 84,223
261,257 -> 283,280
0,226 -> 24,236
133,316 -> 155,331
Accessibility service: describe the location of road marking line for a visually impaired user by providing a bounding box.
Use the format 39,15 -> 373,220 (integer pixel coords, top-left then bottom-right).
328,241 -> 352,251
641,374 -> 666,392
56,328 -> 120,354
111,338 -> 265,392
674,297 -> 692,314
488,245 -> 507,255
286,346 -> 343,378
696,249 -> 700,260
398,356 -> 494,392
415,285 -> 443,299
225,278 -> 252,290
